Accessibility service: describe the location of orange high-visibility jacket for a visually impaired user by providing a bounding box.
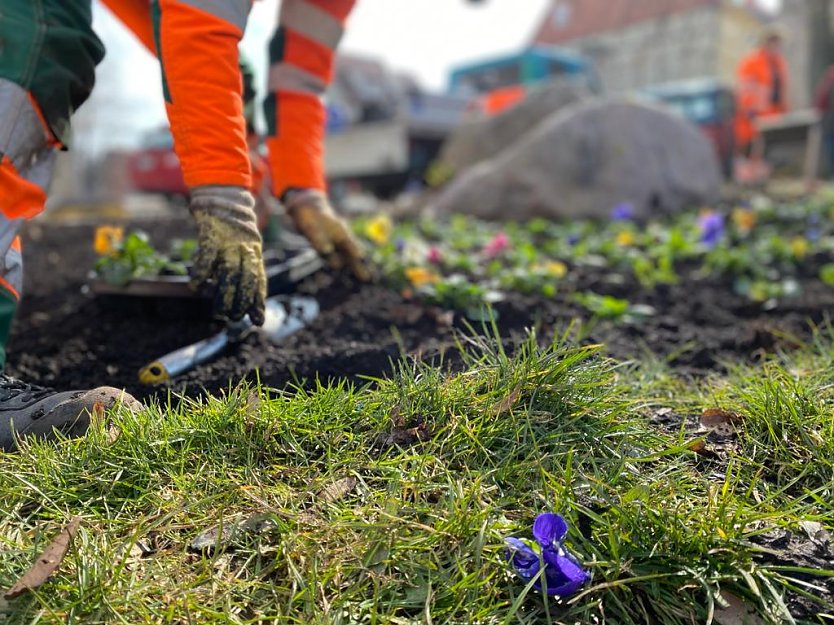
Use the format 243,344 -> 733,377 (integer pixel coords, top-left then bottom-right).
734,48 -> 789,150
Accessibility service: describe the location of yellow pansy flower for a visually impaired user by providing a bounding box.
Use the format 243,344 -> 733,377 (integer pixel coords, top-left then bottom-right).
616,230 -> 636,247
732,207 -> 757,233
405,267 -> 440,287
93,225 -> 124,256
790,236 -> 809,259
364,214 -> 393,246
537,260 -> 568,278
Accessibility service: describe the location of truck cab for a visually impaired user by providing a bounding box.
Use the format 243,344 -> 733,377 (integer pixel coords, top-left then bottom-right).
642,79 -> 736,178
448,46 -> 601,116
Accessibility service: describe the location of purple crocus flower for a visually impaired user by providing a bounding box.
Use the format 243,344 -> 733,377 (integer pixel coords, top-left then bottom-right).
505,513 -> 590,597
394,237 -> 406,253
610,202 -> 635,221
566,233 -> 581,246
697,211 -> 725,248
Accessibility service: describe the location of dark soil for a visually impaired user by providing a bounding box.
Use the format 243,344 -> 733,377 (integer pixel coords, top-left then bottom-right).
9,218 -> 834,402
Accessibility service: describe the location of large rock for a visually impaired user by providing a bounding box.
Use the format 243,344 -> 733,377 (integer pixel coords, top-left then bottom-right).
432,99 -> 722,221
437,79 -> 590,174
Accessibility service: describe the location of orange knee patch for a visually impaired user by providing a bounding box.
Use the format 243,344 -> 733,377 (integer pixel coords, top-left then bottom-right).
0,157 -> 47,220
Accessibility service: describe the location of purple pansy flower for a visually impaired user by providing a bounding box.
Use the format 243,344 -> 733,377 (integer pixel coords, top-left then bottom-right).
697,211 -> 725,249
505,513 -> 590,597
807,213 -> 821,242
610,202 -> 635,222
566,233 -> 581,246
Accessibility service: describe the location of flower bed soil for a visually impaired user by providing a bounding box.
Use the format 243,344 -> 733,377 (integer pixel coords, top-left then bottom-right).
8,218 -> 834,402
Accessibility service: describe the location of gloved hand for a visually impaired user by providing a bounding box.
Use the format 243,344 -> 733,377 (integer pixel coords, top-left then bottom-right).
284,189 -> 371,281
189,186 -> 267,325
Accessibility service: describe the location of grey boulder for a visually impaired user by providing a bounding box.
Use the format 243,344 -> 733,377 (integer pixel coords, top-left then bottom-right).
432,98 -> 722,221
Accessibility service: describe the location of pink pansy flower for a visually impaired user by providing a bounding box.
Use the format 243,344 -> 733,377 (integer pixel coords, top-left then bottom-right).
483,232 -> 511,258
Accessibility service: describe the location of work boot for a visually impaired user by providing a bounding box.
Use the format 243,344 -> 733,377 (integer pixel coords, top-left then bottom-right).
0,375 -> 141,451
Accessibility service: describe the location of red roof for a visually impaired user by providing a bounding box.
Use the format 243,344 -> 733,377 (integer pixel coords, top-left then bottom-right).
533,0 -> 722,45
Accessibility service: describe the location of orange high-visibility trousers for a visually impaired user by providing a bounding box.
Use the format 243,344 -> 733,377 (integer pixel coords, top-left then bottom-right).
102,0 -> 253,190
103,0 -> 354,197
265,0 -> 357,197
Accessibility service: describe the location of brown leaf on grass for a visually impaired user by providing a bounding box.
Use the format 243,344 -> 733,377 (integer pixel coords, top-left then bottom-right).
374,425 -> 431,449
5,517 -> 81,599
374,407 -> 432,450
317,477 -> 357,504
799,520 -> 832,546
700,408 -> 744,430
492,387 -> 522,415
387,304 -> 424,325
189,513 -> 278,553
425,307 -> 454,328
390,404 -> 403,428
714,591 -> 766,625
91,402 -> 107,422
687,439 -> 709,454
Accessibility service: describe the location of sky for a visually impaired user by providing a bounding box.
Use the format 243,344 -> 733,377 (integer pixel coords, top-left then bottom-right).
82,0 -> 551,153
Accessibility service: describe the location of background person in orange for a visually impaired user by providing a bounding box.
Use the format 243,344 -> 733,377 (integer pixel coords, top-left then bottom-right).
734,27 -> 789,156
0,0 -> 372,448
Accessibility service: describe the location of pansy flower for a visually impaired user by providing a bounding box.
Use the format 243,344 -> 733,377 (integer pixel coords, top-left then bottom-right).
610,202 -> 635,222
697,210 -> 725,249
482,232 -> 510,258
505,513 -> 590,597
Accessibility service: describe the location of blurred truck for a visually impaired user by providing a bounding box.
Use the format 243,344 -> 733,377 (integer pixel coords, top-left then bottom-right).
323,55 -> 469,197
448,45 -> 601,115
125,49 -> 736,199
125,127 -> 188,200
324,47 -> 600,196
642,79 -> 737,178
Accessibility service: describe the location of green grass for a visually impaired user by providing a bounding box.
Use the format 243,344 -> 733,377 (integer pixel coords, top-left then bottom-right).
1,329 -> 833,623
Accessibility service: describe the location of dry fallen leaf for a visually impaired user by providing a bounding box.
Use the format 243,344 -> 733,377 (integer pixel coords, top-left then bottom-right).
492,387 -> 522,415
387,304 -> 424,325
425,307 -> 454,328
317,477 -> 357,504
799,520 -> 832,546
687,439 -> 709,454
189,513 -> 278,553
714,591 -> 766,625
700,408 -> 744,430
5,517 -> 81,599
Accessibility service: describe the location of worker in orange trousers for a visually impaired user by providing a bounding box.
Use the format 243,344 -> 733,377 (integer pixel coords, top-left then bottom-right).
0,0 -> 372,448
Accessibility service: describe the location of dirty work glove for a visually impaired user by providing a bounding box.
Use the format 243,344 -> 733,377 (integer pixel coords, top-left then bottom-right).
284,189 -> 371,281
190,186 -> 267,325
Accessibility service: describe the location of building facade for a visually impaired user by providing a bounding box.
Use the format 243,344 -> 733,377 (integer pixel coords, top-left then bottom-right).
532,1 -> 776,99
